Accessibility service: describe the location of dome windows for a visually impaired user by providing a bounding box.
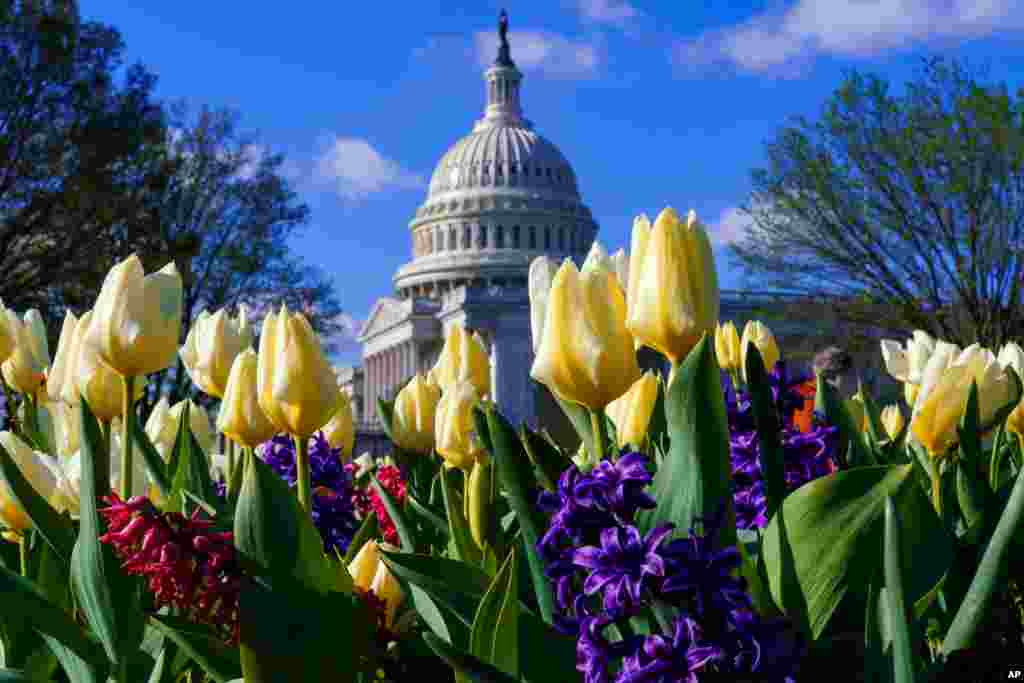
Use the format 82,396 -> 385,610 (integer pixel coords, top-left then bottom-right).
496,225 -> 505,249
512,225 -> 520,249
528,226 -> 537,249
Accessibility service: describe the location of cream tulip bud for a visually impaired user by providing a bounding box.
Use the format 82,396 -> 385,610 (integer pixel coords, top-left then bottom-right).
434,382 -> 484,470
145,397 -> 214,455
714,321 -> 742,373
626,209 -> 720,366
46,311 -> 79,403
85,254 -> 183,377
529,255 -> 640,411
2,309 -> 49,395
180,306 -> 253,399
611,249 -> 629,295
347,539 -> 381,591
528,256 -> 560,355
845,395 -> 867,433
322,392 -> 355,459
0,301 -> 15,365
0,432 -> 58,533
391,373 -> 442,455
904,382 -> 920,408
62,312 -> 142,422
740,320 -> 780,381
217,349 -> 277,449
369,555 -> 405,628
605,371 -> 659,449
257,304 -> 341,439
880,405 -> 905,440
430,325 -> 491,397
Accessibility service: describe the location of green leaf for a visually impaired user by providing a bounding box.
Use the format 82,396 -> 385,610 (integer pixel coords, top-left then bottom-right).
469,548 -> 518,679
0,444 -> 75,565
552,393 -> 595,459
942,454 -> 1024,654
41,634 -> 103,683
883,498 -> 917,683
130,414 -> 170,498
146,615 -> 241,683
861,387 -> 889,449
166,401 -> 215,514
422,633 -> 519,683
0,566 -> 107,673
371,474 -> 416,552
863,577 -> 893,683
745,345 -> 786,520
379,551 -> 577,683
406,493 -> 448,536
638,335 -> 735,548
376,398 -> 397,445
483,404 -> 556,625
440,465 -> 481,565
816,370 -> 873,468
519,424 -> 564,493
0,670 -> 38,682
762,464 -> 953,640
409,584 -> 463,648
341,512 -> 379,566
69,397 -> 145,670
472,406 -> 494,458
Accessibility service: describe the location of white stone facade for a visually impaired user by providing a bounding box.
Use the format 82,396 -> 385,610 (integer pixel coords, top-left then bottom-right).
350,25 -> 597,432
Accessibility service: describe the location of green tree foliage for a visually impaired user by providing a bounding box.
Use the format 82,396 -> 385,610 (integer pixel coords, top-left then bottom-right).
731,57 -> 1024,349
0,0 -> 173,325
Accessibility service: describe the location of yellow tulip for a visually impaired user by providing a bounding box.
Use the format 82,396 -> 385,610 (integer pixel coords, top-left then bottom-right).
434,382 -> 484,470
880,404 -> 905,440
57,427 -> 147,517
322,392 -> 355,459
62,312 -> 142,423
347,538 -> 381,591
912,348 -> 1014,457
2,308 -> 49,395
370,554 -> 405,629
904,382 -> 920,408
0,300 -> 15,365
85,254 -> 183,377
257,304 -> 341,439
391,373 -> 441,454
430,325 -> 490,397
180,306 -> 253,399
605,371 -> 659,449
611,248 -> 629,295
626,209 -> 719,366
740,320 -> 780,381
50,400 -> 80,458
714,321 -> 742,373
529,253 -> 640,411
528,256 -> 560,355
0,432 -> 58,533
145,397 -> 214,456
46,311 -> 79,403
218,349 -> 278,449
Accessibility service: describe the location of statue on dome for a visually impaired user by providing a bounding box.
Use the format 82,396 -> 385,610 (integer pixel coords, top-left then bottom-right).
498,10 -> 509,49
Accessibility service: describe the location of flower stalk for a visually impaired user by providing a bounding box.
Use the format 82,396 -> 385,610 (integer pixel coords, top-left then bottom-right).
589,409 -> 605,468
120,375 -> 136,500
294,434 -> 312,512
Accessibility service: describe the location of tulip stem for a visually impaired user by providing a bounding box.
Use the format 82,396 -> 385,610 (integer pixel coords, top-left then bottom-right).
589,409 -> 605,466
120,376 -> 136,500
228,446 -> 248,501
226,440 -> 236,488
19,534 -> 28,576
294,434 -> 312,513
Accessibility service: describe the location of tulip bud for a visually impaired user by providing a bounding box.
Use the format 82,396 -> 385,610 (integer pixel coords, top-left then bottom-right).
146,397 -> 214,456
391,374 -> 441,455
845,395 -> 867,433
611,249 -> 629,295
347,539 -> 381,591
2,309 -> 49,395
50,399 -> 81,458
0,301 -> 15,365
322,392 -> 355,459
257,304 -> 341,439
880,404 -> 904,440
528,257 -> 560,355
218,349 -> 277,449
434,382 -> 484,470
85,254 -> 183,377
46,311 -> 79,403
714,321 -> 741,373
430,325 -> 490,397
0,432 -> 58,532
369,556 -> 405,629
626,209 -> 720,366
180,306 -> 253,399
59,311 -> 141,422
530,254 -> 640,411
467,458 -> 493,549
605,371 -> 659,449
740,320 -> 780,382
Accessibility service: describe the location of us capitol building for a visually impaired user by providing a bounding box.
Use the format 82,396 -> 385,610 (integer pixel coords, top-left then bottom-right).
335,14 -> 859,455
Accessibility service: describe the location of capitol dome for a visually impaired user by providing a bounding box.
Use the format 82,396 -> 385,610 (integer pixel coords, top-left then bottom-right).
393,24 -> 598,299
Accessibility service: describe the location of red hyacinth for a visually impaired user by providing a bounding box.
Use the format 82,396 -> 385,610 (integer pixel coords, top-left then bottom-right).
99,494 -> 241,645
347,464 -> 407,546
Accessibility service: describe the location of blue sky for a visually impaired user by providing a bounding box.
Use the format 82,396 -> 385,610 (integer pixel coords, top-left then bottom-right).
82,0 -> 1024,367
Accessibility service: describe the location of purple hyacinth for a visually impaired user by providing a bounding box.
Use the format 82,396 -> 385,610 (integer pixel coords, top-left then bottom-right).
574,452 -> 657,522
618,616 -> 722,683
257,432 -> 361,556
574,524 -> 673,615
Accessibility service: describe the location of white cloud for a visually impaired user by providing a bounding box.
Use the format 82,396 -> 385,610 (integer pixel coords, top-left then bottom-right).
576,0 -> 640,25
327,312 -> 365,354
710,206 -> 753,245
313,135 -> 424,200
674,0 -> 1024,73
473,30 -> 602,78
